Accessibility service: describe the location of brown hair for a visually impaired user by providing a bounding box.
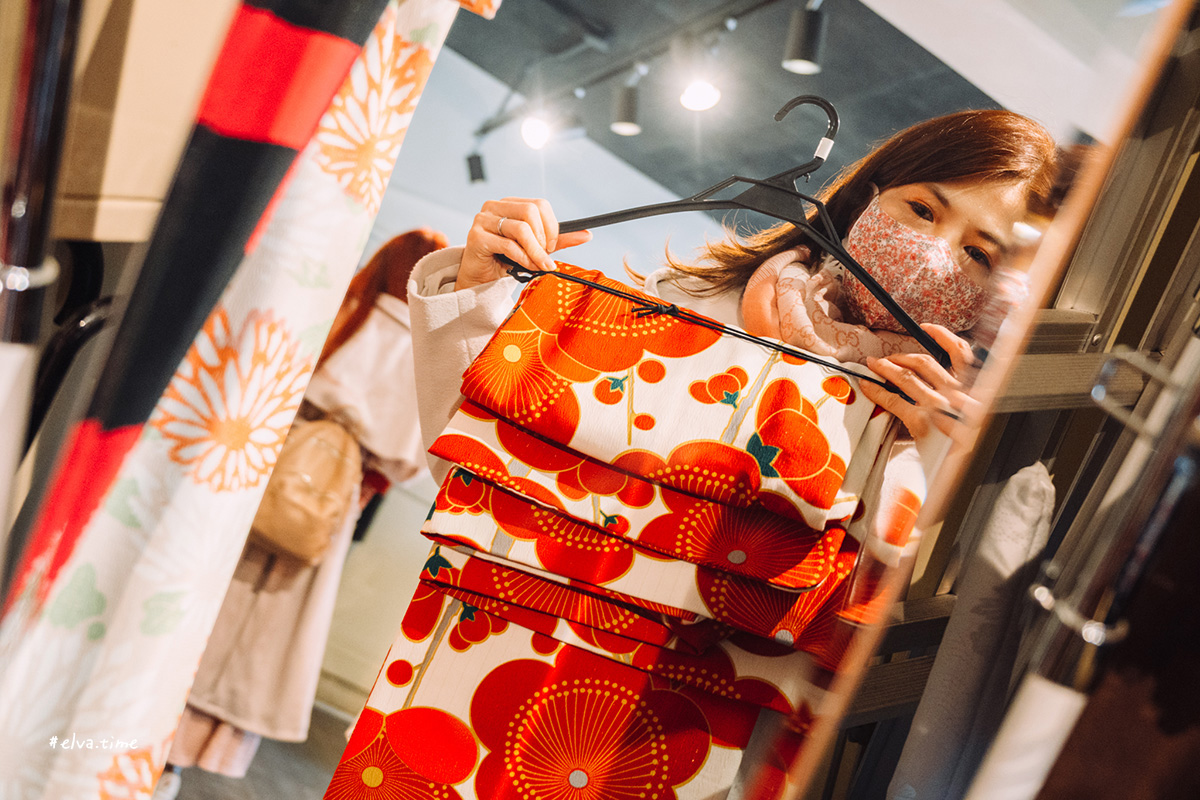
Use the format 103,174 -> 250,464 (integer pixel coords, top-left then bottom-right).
317,228 -> 448,365
670,109 -> 1060,296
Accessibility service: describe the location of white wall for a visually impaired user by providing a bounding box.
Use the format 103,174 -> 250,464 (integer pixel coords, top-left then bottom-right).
859,0 -> 1164,140
319,472 -> 440,713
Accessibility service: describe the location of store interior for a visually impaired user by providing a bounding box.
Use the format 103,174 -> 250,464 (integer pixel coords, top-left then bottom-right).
3,1 -> 1200,799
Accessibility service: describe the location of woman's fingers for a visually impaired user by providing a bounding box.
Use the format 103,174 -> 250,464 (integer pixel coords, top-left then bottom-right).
921,323 -> 976,377
479,201 -> 554,271
474,229 -> 540,272
860,375 -> 930,440
458,197 -> 589,290
556,229 -> 593,251
482,198 -> 547,248
865,352 -> 980,444
488,214 -> 555,270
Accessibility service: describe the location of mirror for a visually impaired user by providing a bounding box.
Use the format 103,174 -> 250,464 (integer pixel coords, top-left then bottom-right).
129,2 -> 1194,800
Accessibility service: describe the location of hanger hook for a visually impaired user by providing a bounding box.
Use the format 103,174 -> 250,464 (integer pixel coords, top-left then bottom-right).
774,95 -> 839,140
767,95 -> 840,188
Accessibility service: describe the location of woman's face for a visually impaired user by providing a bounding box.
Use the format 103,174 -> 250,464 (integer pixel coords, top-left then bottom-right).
875,179 -> 1032,289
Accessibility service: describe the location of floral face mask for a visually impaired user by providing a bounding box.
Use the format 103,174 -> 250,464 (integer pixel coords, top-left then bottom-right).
840,196 -> 987,333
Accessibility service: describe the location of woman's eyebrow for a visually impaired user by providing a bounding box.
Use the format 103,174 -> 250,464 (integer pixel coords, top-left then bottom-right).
978,229 -> 1010,256
931,184 -> 1010,255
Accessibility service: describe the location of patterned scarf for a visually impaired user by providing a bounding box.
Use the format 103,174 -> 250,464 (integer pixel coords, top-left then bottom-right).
742,247 -> 927,364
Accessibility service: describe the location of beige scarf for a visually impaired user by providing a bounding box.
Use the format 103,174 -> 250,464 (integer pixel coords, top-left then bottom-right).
741,247 -> 927,364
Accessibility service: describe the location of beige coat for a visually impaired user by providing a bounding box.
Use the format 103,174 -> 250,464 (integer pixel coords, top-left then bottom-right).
184,486 -> 358,741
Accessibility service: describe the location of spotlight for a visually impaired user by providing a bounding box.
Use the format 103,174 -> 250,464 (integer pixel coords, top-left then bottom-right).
611,64 -> 647,136
672,36 -> 721,111
466,152 -> 486,183
782,2 -> 827,75
611,85 -> 641,136
520,115 -> 553,150
680,79 -> 720,111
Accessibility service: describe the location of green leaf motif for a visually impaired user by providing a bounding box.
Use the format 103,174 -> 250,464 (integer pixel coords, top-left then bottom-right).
141,592 -> 186,636
424,547 -> 453,578
747,432 -> 782,479
719,390 -> 740,407
425,501 -> 437,521
458,604 -> 478,623
606,376 -> 628,391
105,478 -> 141,528
409,22 -> 440,46
87,622 -> 106,641
47,564 -> 106,629
299,320 -> 334,356
287,259 -> 332,289
601,512 -> 620,528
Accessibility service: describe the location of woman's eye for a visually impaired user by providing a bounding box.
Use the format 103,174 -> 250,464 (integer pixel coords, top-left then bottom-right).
906,200 -> 934,221
965,246 -> 992,269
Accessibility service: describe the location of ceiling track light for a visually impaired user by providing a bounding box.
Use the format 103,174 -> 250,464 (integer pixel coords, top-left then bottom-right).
672,35 -> 722,112
466,152 -> 486,183
611,63 -> 648,136
782,0 -> 827,75
520,115 -> 553,149
611,85 -> 641,136
680,79 -> 720,111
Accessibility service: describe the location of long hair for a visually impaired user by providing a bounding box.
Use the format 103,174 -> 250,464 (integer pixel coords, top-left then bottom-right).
317,228 -> 448,365
670,109 -> 1060,296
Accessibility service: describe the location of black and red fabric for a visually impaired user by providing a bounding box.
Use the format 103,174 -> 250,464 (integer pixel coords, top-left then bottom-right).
5,0 -> 388,614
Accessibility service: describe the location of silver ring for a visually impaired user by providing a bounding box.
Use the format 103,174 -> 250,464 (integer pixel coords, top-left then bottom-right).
497,216 -> 508,237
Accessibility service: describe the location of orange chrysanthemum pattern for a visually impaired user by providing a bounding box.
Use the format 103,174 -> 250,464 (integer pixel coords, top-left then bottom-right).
326,708 -> 473,800
153,307 -> 310,492
316,6 -> 435,214
97,746 -> 159,800
457,0 -> 500,19
472,649 -> 710,800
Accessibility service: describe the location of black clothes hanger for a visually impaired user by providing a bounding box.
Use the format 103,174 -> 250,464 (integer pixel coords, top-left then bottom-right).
502,95 -> 952,370
504,258 -> 917,404
501,261 -> 971,418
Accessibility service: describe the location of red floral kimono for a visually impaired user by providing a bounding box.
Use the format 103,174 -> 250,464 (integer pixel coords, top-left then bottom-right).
324,264 -> 922,800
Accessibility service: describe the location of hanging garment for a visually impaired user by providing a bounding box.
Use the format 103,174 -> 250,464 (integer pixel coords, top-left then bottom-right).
324,262 -> 926,799
0,6 -> 472,795
888,462 -> 1055,800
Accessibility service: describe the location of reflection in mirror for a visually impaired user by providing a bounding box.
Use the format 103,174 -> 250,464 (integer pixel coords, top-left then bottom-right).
149,2 -> 1192,800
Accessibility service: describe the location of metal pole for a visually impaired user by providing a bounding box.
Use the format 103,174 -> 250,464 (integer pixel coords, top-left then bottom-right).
0,0 -> 79,569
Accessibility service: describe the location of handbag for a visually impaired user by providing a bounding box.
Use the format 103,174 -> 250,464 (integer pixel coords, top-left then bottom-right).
250,418 -> 362,565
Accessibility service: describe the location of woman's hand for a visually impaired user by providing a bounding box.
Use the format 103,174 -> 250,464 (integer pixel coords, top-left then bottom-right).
457,197 -> 592,290
861,324 -> 981,446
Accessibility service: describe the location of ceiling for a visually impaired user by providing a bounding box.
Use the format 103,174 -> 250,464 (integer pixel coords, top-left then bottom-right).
443,0 -> 999,210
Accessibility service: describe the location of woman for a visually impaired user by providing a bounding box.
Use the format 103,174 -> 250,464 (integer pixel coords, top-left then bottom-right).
419,110 -> 1056,463
324,110 -> 1060,800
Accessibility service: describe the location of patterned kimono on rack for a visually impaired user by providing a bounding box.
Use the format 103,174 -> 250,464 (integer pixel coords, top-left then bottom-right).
324,263 -> 924,800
